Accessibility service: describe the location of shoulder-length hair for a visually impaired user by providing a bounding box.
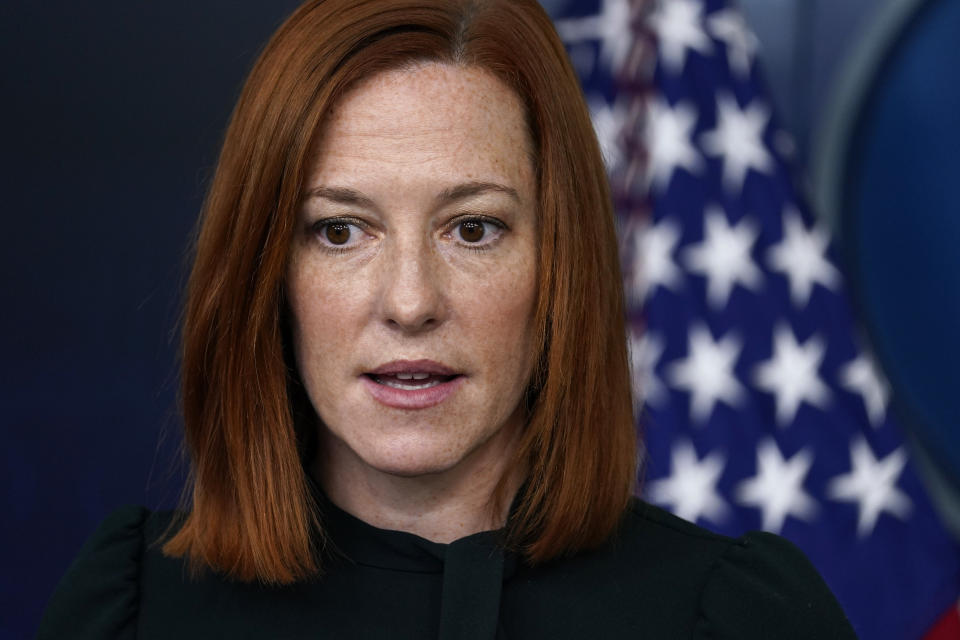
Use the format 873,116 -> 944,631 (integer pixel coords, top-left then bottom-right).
164,0 -> 637,584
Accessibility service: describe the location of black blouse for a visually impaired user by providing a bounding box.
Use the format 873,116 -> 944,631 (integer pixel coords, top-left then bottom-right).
38,496 -> 857,639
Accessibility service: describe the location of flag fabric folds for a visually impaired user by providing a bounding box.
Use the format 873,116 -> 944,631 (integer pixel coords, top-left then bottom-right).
553,0 -> 960,638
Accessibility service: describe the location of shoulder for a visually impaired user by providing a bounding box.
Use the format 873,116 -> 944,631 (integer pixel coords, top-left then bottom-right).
620,499 -> 857,639
37,506 -> 180,640
506,500 -> 855,638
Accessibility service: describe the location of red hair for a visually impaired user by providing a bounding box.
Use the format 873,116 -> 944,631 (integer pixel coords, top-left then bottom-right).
164,0 -> 637,584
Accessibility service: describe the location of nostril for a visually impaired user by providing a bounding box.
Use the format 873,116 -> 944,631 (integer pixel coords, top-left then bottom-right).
386,315 -> 438,330
379,265 -> 445,330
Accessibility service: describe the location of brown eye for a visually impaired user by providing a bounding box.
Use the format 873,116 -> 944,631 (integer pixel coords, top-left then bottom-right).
325,223 -> 351,245
458,220 -> 485,243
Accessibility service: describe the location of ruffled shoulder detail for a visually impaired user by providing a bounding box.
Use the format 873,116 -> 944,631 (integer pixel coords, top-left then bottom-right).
695,531 -> 858,639
37,506 -> 151,640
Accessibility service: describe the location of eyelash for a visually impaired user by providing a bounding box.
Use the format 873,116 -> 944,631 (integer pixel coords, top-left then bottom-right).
447,215 -> 507,252
306,214 -> 508,253
308,216 -> 368,254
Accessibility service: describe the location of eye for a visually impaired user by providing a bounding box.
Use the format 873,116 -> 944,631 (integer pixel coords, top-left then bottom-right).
453,217 -> 505,247
458,220 -> 485,243
311,219 -> 366,250
324,222 -> 352,245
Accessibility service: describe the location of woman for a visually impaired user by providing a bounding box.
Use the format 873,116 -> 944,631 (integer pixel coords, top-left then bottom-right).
38,0 -> 857,638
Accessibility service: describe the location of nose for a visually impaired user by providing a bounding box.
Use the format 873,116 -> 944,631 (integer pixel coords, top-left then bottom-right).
377,237 -> 447,333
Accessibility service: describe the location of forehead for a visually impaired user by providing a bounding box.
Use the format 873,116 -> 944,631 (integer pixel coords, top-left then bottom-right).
308,63 -> 534,189
333,62 -> 521,125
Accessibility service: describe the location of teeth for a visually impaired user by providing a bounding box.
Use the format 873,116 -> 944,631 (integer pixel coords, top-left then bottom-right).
394,372 -> 432,380
380,378 -> 443,390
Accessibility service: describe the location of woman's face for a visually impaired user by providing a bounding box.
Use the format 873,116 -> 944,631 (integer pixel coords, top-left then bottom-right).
287,63 -> 538,480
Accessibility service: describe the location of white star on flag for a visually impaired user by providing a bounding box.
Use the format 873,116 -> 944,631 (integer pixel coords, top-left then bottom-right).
632,217 -> 684,301
554,0 -> 633,72
706,8 -> 759,78
667,323 -> 745,422
551,0 -> 960,632
828,438 -> 912,537
767,207 -> 842,307
736,438 -> 818,533
700,93 -> 773,193
645,98 -> 703,191
839,352 -> 891,427
753,323 -> 831,427
682,207 -> 763,309
589,96 -> 628,171
648,0 -> 713,74
630,330 -> 667,408
648,439 -> 728,524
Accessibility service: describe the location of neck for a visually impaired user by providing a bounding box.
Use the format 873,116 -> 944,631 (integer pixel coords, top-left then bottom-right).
314,420 -> 525,544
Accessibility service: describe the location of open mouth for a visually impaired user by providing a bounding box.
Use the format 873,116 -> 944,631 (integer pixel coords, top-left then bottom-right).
362,360 -> 464,409
365,373 -> 459,390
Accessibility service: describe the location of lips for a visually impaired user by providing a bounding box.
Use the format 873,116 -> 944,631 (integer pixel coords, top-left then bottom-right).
369,372 -> 457,390
362,359 -> 464,409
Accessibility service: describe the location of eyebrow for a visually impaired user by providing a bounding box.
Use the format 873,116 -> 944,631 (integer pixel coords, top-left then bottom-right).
436,181 -> 521,205
304,181 -> 520,208
303,186 -> 376,209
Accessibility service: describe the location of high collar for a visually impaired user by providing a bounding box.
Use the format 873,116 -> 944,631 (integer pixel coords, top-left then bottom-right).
311,483 -> 518,639
309,478 -> 520,577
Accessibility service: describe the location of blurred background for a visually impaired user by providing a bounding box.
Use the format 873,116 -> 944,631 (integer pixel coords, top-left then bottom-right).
2,0 -> 959,638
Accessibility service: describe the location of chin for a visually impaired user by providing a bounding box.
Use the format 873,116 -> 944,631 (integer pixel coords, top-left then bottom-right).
360,442 -> 467,479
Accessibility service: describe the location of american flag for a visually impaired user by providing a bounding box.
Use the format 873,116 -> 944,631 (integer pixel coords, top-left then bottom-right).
550,0 -> 960,638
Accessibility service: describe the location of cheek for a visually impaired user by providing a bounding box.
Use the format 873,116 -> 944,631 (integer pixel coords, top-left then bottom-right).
287,261 -> 367,378
291,256 -> 367,321
457,253 -> 538,371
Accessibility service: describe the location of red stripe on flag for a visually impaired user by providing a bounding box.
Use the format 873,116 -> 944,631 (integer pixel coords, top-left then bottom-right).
924,602 -> 960,640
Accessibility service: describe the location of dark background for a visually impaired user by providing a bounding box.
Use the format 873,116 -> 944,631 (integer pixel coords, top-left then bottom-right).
4,0 -> 960,638
0,2 -> 303,635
